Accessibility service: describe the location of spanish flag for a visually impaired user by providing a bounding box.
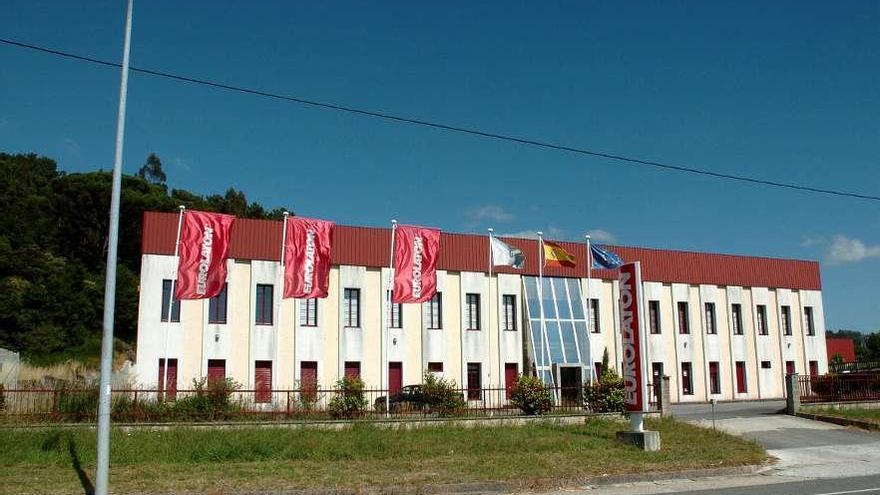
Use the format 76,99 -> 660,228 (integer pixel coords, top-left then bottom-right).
543,241 -> 576,268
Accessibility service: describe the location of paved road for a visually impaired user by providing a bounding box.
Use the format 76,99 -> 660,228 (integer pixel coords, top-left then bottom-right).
562,402 -> 880,495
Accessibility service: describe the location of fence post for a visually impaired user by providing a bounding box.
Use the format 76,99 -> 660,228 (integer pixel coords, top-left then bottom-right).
660,375 -> 672,417
786,373 -> 800,415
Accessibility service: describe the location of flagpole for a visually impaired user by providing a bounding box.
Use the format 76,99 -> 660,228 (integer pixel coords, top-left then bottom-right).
537,232 -> 547,384
95,1 -> 133,492
277,211 -> 288,401
585,234 -> 594,385
162,205 -> 185,400
385,220 -> 397,415
488,228 -> 501,406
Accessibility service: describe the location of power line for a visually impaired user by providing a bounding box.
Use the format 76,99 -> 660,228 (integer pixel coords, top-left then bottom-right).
2,36 -> 879,203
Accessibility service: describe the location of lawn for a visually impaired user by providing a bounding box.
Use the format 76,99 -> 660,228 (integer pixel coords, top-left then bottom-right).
0,417 -> 768,494
810,407 -> 880,425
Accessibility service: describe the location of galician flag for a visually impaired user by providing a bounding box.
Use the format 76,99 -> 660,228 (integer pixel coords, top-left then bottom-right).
490,236 -> 525,269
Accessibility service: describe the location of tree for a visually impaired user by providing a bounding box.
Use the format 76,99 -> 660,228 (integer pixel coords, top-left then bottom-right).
136,153 -> 167,186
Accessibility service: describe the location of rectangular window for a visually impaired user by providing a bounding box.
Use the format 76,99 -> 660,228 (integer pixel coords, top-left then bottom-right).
158,358 -> 178,400
344,361 -> 361,379
785,360 -> 796,375
466,293 -> 481,330
809,360 -> 819,377
255,284 -> 274,325
208,283 -> 228,324
427,362 -> 443,373
589,298 -> 601,333
757,305 -> 768,335
731,303 -> 743,335
678,302 -> 690,334
254,360 -> 272,403
467,362 -> 482,400
805,307 -> 815,336
681,362 -> 693,395
300,361 -> 318,401
761,361 -> 772,369
207,359 -> 226,386
705,303 -> 717,335
735,361 -> 747,393
649,300 -> 661,334
425,292 -> 443,329
502,295 -> 517,331
594,362 -> 604,380
781,305 -> 792,336
344,288 -> 360,328
299,298 -> 318,327
161,279 -> 181,322
709,361 -> 721,395
386,291 -> 403,329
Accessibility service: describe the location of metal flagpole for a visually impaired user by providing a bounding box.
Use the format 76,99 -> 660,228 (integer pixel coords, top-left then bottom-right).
276,212 -> 288,402
95,1 -> 133,492
488,228 -> 501,406
585,234 -> 593,384
162,206 -> 185,399
537,232 -> 547,384
385,220 -> 397,415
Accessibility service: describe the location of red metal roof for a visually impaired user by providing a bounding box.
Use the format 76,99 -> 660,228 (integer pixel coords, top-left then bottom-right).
142,211 -> 821,290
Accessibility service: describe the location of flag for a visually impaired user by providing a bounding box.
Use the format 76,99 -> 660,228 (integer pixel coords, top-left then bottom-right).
175,210 -> 235,299
284,217 -> 335,299
543,240 -> 576,268
393,225 -> 441,303
490,236 -> 525,269
591,243 -> 624,269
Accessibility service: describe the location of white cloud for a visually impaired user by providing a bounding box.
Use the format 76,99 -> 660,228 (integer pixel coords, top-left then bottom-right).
61,137 -> 80,156
466,205 -> 515,224
502,226 -> 567,240
586,229 -> 616,243
173,156 -> 192,172
826,235 -> 880,264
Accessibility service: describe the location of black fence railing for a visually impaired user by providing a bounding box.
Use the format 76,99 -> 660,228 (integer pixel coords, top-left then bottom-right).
0,384 -> 657,424
829,361 -> 880,374
798,373 -> 880,404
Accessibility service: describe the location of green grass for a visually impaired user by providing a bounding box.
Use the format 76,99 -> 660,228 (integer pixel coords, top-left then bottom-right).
811,407 -> 880,424
0,417 -> 768,494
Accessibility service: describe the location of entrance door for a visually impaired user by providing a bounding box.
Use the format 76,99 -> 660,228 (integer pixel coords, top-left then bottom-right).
559,366 -> 582,405
735,361 -> 747,394
505,363 -> 518,399
158,358 -> 178,400
388,362 -> 402,394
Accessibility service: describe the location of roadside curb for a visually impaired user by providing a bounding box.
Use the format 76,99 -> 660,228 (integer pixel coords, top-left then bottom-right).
221,464 -> 769,495
796,412 -> 880,431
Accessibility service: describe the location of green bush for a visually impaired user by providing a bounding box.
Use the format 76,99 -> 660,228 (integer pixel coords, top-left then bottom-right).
0,384 -> 6,412
421,372 -> 466,417
53,381 -> 99,421
509,375 -> 553,415
328,376 -> 368,419
169,377 -> 242,421
583,367 -> 627,414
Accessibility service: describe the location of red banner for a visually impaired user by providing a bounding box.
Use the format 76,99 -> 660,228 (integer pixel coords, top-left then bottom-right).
284,217 -> 335,299
175,210 -> 235,300
619,262 -> 647,412
392,225 -> 441,303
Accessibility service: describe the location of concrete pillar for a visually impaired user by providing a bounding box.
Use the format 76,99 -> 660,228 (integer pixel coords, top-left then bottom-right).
786,372 -> 800,415
660,375 -> 672,417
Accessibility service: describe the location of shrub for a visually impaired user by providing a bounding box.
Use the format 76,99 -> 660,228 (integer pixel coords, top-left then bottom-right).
0,384 -> 6,412
53,381 -> 99,421
509,375 -> 553,415
164,377 -> 242,421
421,372 -> 466,417
583,367 -> 626,414
328,376 -> 368,419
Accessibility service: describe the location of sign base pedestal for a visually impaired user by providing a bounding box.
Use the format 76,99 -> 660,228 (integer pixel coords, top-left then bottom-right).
616,430 -> 661,451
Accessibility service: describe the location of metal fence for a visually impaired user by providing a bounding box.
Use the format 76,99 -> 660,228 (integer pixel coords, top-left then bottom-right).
0,383 -> 653,423
829,361 -> 880,374
798,373 -> 880,404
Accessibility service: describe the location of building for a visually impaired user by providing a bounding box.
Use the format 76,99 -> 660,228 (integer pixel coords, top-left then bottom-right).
826,337 -> 856,363
135,211 -> 828,403
0,347 -> 20,389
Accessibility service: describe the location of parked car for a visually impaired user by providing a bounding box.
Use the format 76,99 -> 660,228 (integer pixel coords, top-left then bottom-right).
374,385 -> 427,413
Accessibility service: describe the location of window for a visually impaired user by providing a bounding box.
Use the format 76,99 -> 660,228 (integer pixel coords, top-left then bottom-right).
466,293 -> 481,330
785,360 -> 796,375
344,288 -> 360,327
300,361 -> 318,401
709,361 -> 721,395
161,279 -> 181,322
649,300 -> 661,334
427,362 -> 443,373
809,360 -> 819,377
344,361 -> 361,379
761,361 -> 772,369
678,302 -> 690,334
254,360 -> 272,403
299,298 -> 318,327
705,303 -> 717,335
208,283 -> 228,324
681,362 -> 693,395
158,358 -> 178,400
735,361 -> 747,393
588,298 -> 601,333
731,303 -> 743,335
387,291 -> 402,329
757,305 -> 768,335
207,359 -> 226,386
594,362 -> 604,380
781,305 -> 792,336
425,292 -> 443,329
502,295 -> 517,331
467,363 -> 482,400
805,307 -> 815,336
255,284 -> 274,325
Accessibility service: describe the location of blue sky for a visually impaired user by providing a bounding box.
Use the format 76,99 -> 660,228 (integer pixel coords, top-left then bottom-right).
1,1 -> 878,331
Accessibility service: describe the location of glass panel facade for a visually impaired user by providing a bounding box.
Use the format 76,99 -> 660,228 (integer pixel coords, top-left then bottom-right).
523,276 -> 591,386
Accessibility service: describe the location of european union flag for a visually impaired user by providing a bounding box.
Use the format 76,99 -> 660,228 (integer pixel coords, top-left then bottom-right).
591,243 -> 624,269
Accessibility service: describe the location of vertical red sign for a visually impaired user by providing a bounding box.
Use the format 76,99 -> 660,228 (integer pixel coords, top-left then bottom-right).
619,262 -> 646,412
175,210 -> 235,300
283,217 -> 335,299
392,225 -> 441,303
